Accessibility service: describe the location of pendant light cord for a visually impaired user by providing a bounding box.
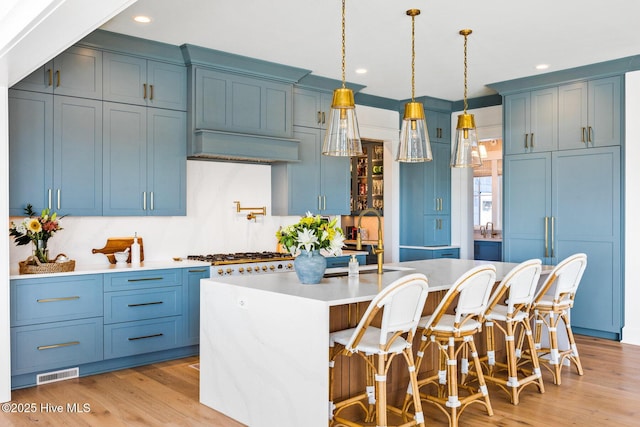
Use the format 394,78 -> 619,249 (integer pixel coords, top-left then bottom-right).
341,0 -> 346,88
463,31 -> 469,114
411,13 -> 416,102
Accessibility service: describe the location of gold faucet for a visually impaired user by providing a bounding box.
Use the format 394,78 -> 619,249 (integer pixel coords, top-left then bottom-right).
356,208 -> 384,274
486,222 -> 496,238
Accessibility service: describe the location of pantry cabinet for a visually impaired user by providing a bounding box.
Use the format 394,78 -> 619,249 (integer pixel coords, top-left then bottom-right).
11,46 -> 102,99
9,90 -> 103,216
103,52 -> 187,111
103,103 -> 186,216
558,76 -> 621,149
504,87 -> 558,155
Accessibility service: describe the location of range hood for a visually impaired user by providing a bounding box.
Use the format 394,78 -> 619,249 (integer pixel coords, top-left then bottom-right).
189,129 -> 300,164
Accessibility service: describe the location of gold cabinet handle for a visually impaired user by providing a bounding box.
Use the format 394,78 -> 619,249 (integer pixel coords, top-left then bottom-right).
37,296 -> 80,303
48,188 -> 52,210
551,216 -> 555,257
531,133 -> 534,148
57,189 -> 61,210
47,69 -> 52,87
544,216 -> 549,257
582,127 -> 587,143
317,111 -> 322,124
56,70 -> 60,87
188,269 -> 207,273
322,112 -> 326,124
38,341 -> 79,351
143,192 -> 147,210
143,83 -> 147,100
150,84 -> 154,101
524,133 -> 529,149
150,192 -> 154,211
588,126 -> 593,143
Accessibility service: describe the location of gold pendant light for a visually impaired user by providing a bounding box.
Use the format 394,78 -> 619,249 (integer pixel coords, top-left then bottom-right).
396,9 -> 432,163
451,29 -> 482,168
322,0 -> 363,157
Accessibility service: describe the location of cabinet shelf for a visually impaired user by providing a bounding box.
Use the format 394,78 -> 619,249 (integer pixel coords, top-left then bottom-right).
351,140 -> 383,213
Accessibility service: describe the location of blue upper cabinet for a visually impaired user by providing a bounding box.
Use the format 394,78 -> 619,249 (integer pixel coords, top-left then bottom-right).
504,88 -> 558,155
558,76 -> 621,150
194,67 -> 292,138
9,90 -> 102,216
12,47 -> 102,100
103,52 -> 187,111
292,87 -> 332,129
103,103 -> 186,216
424,110 -> 450,144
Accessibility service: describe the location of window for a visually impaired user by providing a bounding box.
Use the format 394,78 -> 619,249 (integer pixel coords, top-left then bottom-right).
473,139 -> 502,230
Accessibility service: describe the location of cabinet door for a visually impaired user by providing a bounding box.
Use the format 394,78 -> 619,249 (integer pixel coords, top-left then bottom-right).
504,92 -> 530,155
195,68 -> 228,129
425,110 -> 450,143
53,96 -> 103,216
588,76 -> 621,147
530,87 -> 558,152
286,127 -> 321,215
433,143 -> 451,215
183,267 -> 209,346
11,61 -> 54,93
147,108 -> 186,216
103,102 -> 148,216
503,153 -> 552,263
320,153 -> 350,215
52,46 -> 102,100
552,147 -> 621,335
558,81 -> 588,149
399,162 -> 424,246
424,215 -> 450,246
103,52 -> 147,106
147,60 -> 187,111
8,90 -> 53,215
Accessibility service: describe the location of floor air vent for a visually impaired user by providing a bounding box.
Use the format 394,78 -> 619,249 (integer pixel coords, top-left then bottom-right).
37,367 -> 79,385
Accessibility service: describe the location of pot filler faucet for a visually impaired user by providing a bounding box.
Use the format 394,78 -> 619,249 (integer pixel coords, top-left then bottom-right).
356,208 -> 384,274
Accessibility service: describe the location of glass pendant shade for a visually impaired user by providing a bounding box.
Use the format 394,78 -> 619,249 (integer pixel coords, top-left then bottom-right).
322,87 -> 363,156
451,112 -> 482,167
396,101 -> 432,162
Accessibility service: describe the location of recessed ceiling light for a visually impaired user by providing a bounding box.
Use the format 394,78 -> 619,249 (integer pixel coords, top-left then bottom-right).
535,64 -> 549,70
355,68 -> 367,74
133,15 -> 152,23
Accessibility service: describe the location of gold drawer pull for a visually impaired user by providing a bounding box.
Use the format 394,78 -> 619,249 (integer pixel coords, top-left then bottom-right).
127,277 -> 163,282
37,296 -> 80,303
188,269 -> 207,273
127,301 -> 163,307
128,333 -> 163,341
38,341 -> 80,351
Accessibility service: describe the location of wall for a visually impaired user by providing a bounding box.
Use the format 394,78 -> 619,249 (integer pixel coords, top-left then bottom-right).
623,70 -> 640,345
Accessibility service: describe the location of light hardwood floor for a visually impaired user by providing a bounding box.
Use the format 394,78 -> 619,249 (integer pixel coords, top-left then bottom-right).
2,335 -> 640,426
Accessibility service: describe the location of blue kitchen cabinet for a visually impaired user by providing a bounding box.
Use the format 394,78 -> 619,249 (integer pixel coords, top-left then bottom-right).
325,253 -> 367,268
103,102 -> 186,216
11,46 -> 102,100
271,126 -> 350,216
399,247 -> 459,261
183,267 -> 210,346
504,88 -> 558,155
193,67 -> 292,138
103,52 -> 187,111
292,87 -> 333,129
503,147 -> 622,338
400,140 -> 451,247
558,76 -> 621,150
425,109 -> 450,144
474,240 -> 502,261
9,90 -> 103,216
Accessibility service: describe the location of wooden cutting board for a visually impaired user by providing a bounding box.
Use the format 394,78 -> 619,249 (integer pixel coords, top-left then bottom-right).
92,237 -> 144,264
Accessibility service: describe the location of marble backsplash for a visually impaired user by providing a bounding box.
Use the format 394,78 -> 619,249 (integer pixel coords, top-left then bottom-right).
9,161 -> 300,266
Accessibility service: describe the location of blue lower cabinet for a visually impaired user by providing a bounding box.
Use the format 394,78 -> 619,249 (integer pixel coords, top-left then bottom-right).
11,317 -> 103,375
399,247 -> 460,261
104,287 -> 182,324
183,267 -> 210,346
474,241 -> 503,261
104,316 -> 183,359
325,254 -> 367,268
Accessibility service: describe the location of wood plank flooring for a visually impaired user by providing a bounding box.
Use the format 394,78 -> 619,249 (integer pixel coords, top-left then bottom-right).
2,335 -> 640,426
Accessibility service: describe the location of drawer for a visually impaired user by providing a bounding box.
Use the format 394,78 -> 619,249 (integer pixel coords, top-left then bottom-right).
399,248 -> 432,261
11,275 -> 103,326
11,317 -> 103,375
431,248 -> 460,259
104,269 -> 181,292
104,287 -> 182,324
104,316 -> 182,359
325,254 -> 366,268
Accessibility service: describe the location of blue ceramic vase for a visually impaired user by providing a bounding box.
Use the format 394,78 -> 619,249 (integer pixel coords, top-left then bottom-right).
294,250 -> 327,284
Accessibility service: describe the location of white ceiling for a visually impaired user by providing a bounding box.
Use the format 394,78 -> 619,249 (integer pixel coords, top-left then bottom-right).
100,0 -> 640,102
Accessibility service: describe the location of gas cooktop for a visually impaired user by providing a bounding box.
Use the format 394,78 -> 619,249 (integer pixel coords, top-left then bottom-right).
187,251 -> 294,265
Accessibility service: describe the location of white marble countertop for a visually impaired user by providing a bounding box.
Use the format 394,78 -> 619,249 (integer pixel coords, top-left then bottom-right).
203,258 -> 521,306
9,259 -> 211,280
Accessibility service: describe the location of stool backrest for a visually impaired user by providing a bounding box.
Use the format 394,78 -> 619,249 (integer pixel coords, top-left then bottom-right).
424,265 -> 497,332
534,253 -> 587,306
485,259 -> 542,318
345,273 -> 429,351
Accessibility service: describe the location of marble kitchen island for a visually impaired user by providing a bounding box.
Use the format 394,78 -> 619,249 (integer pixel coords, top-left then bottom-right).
199,258 -> 520,427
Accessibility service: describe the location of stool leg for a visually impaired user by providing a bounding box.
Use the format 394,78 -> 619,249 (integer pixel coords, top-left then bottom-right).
523,318 -> 545,394
485,321 -> 496,376
375,353 -> 387,427
547,312 -> 562,385
504,320 -> 519,405
469,337 -> 493,417
405,348 -> 426,427
561,310 -> 584,376
446,337 -> 460,427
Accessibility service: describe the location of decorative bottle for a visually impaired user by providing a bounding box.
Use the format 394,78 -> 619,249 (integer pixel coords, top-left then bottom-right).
348,254 -> 359,278
131,233 -> 141,266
